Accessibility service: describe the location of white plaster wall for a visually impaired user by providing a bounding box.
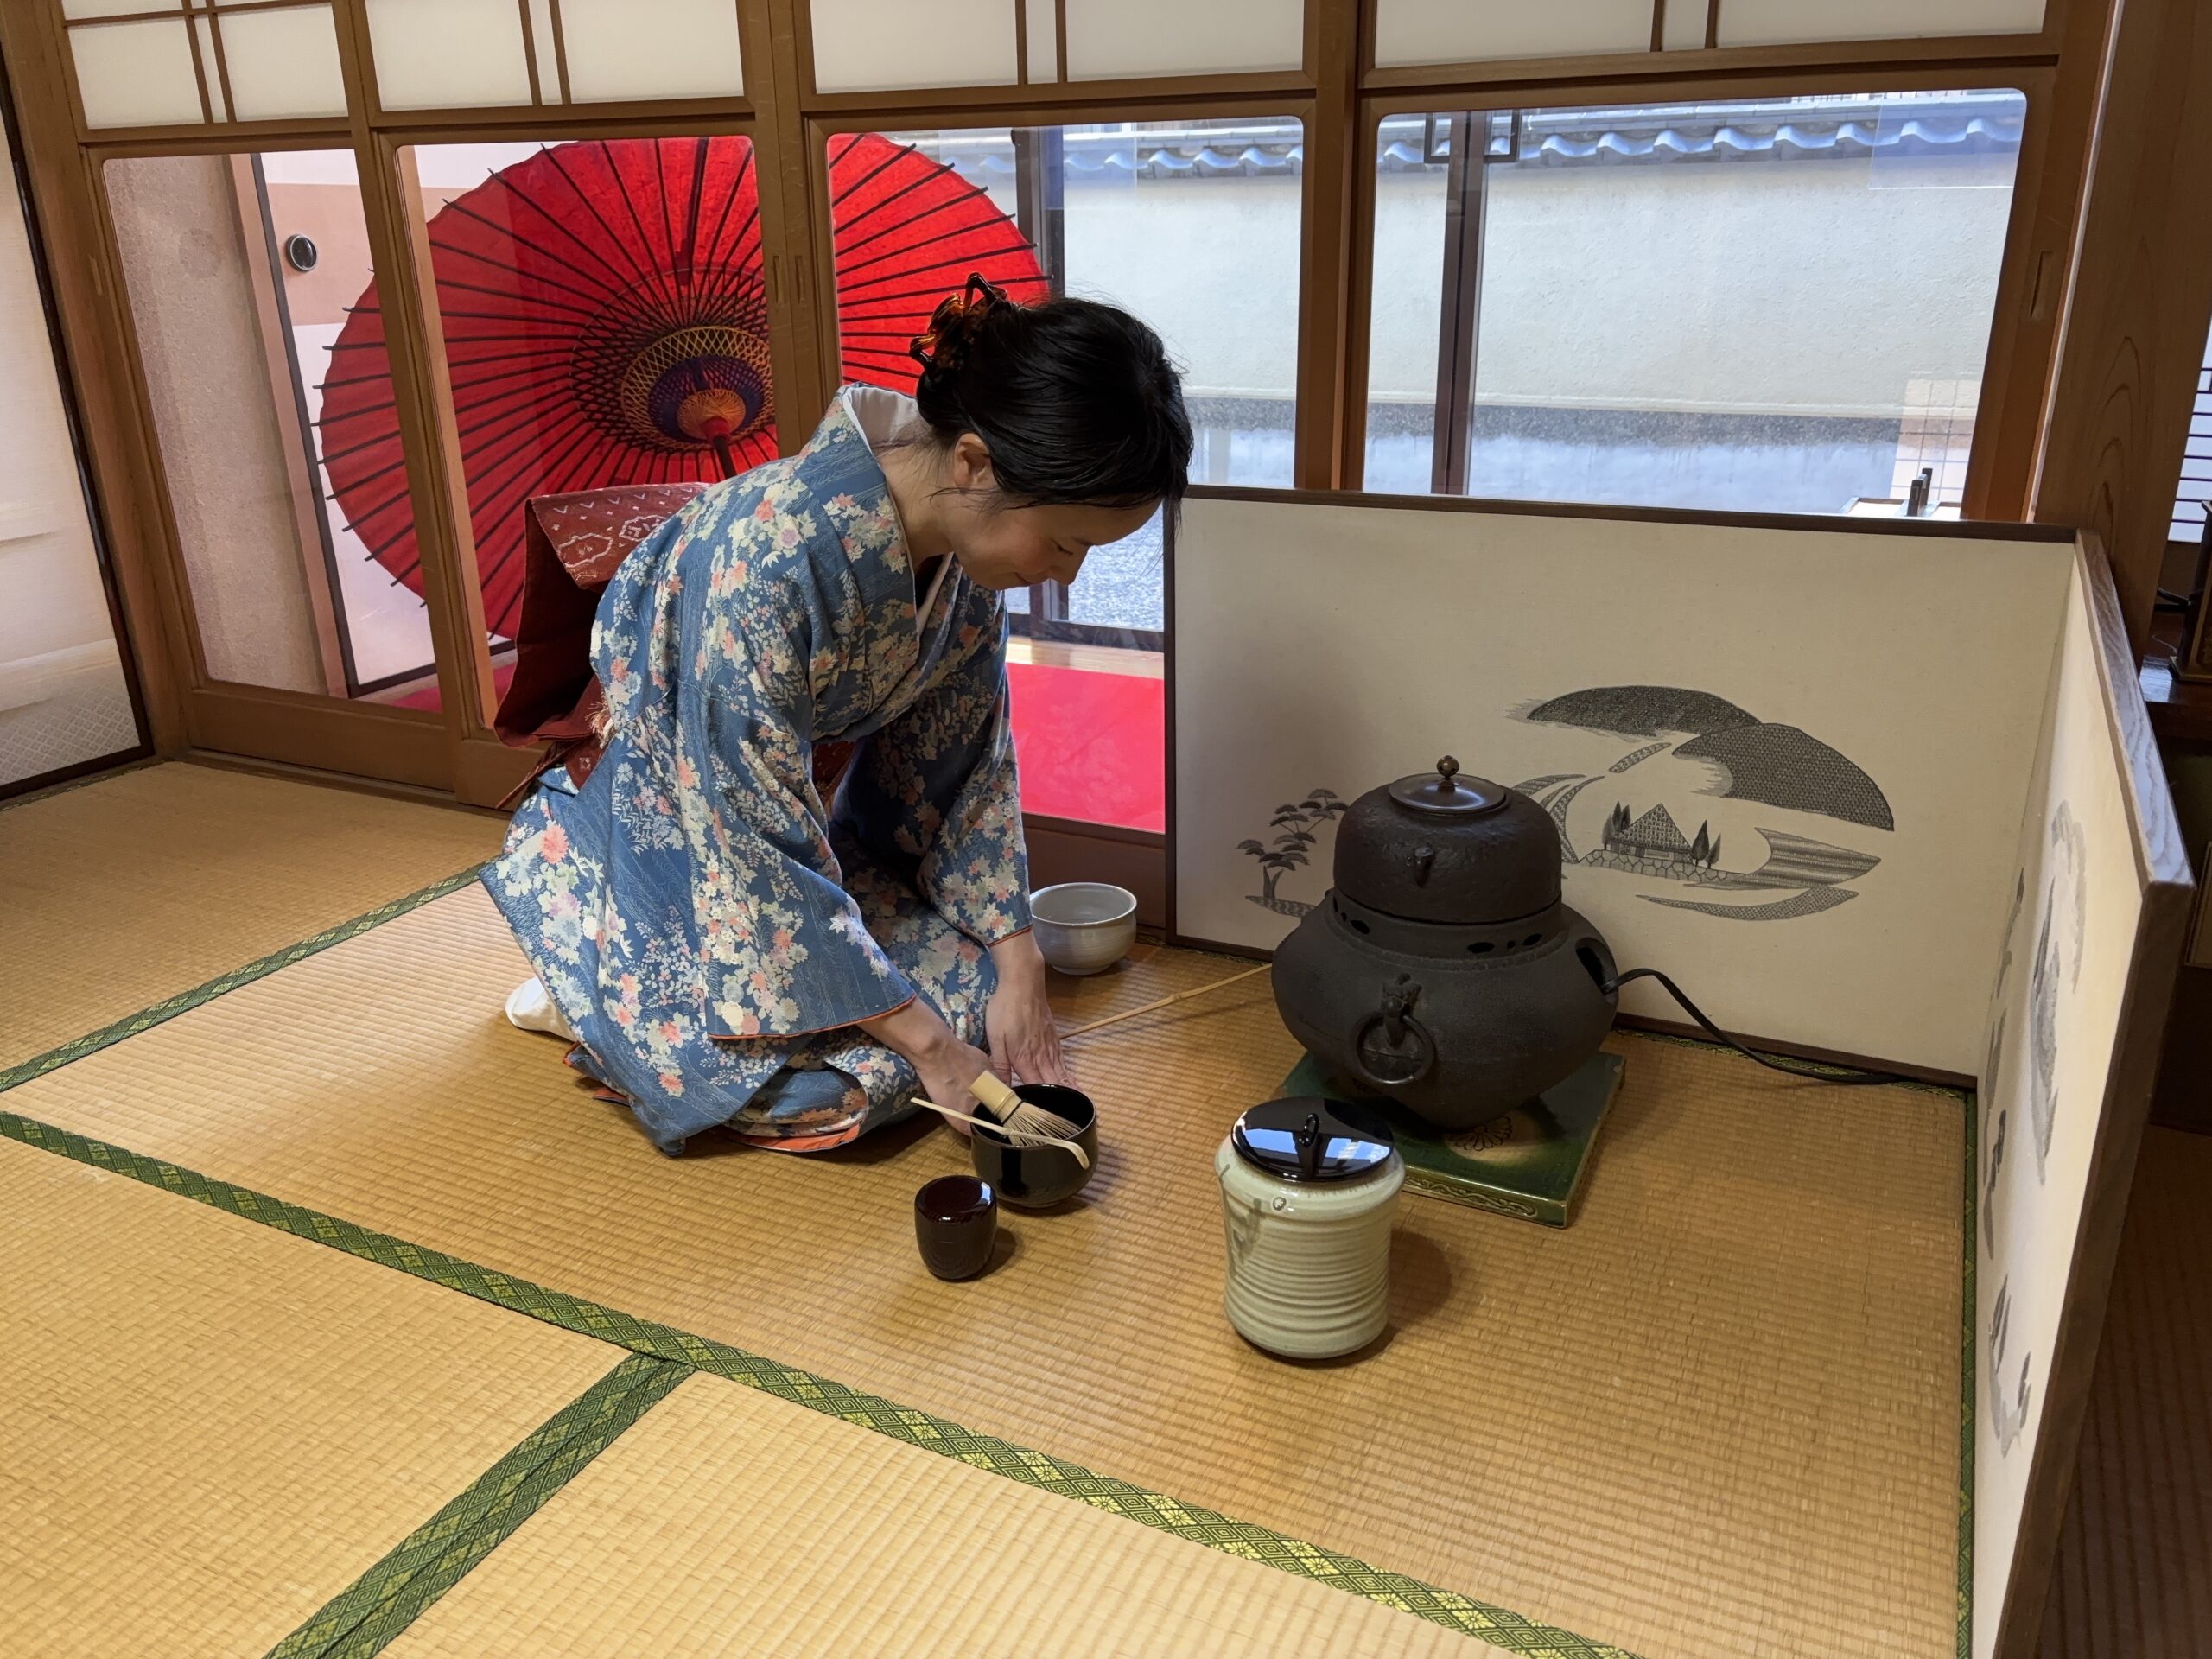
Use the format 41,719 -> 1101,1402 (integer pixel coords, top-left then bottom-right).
1045,150 -> 2014,418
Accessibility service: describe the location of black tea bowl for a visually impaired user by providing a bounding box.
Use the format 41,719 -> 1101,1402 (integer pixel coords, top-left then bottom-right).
969,1083 -> 1098,1210
914,1175 -> 998,1281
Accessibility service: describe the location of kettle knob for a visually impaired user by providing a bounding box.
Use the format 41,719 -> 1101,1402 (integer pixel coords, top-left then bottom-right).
1436,756 -> 1459,787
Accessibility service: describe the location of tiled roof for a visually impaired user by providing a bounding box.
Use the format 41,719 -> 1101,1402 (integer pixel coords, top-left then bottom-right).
912,93 -> 2023,186
1621,804 -> 1691,851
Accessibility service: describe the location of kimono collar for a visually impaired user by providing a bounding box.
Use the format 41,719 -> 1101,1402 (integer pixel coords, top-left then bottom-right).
798,387 -> 950,633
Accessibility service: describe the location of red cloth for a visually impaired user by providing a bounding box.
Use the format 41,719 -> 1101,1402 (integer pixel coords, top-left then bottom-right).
494,484 -> 706,790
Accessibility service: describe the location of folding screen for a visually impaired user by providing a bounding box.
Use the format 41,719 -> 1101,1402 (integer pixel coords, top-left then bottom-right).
1171,491 -> 2191,1657
1171,494 -> 2074,1074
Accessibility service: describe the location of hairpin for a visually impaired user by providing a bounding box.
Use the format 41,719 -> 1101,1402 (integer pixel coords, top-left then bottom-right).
910,272 -> 1011,377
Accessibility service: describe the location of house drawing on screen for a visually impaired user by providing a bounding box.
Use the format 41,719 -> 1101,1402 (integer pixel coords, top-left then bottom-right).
1594,803 -> 1721,871
1511,683 -> 1894,923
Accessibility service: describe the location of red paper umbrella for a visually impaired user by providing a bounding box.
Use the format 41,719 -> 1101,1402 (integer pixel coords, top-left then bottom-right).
321,133 -> 1046,642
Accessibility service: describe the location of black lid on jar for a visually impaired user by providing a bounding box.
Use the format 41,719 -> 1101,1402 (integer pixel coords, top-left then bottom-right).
1230,1098 -> 1396,1181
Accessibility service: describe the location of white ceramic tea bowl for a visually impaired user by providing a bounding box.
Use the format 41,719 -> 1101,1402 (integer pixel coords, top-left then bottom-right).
1029,882 -> 1138,976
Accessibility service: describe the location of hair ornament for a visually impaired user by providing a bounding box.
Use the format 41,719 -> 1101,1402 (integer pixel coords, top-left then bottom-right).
909,272 -> 1012,382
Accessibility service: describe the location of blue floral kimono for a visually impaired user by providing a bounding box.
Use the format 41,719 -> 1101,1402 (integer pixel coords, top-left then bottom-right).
484,389 -> 1030,1154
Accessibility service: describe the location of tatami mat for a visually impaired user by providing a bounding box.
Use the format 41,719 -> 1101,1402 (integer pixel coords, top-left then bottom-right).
0,760 -> 502,1071
384,1370 -> 1487,1656
2037,1125 -> 2212,1658
0,1133 -> 623,1658
4,887 -> 1966,1659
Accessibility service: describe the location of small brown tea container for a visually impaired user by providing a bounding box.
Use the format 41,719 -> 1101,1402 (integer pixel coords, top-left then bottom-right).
914,1174 -> 997,1281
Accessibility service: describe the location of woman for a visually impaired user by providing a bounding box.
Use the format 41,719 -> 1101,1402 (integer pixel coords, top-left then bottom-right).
486,277 -> 1191,1155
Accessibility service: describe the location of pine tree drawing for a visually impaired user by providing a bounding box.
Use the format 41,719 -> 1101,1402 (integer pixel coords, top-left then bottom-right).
1239,789 -> 1346,913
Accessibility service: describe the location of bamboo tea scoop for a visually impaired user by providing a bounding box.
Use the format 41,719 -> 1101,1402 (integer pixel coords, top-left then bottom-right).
1059,963 -> 1272,1042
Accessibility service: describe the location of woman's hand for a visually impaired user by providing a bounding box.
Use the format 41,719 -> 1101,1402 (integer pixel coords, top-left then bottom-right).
985,931 -> 1071,1087
858,998 -> 995,1133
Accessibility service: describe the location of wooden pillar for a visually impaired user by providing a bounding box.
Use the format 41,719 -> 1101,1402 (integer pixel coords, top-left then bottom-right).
2031,0 -> 2212,660
749,0 -> 835,448
1293,0 -> 1358,491
1966,0 -> 2112,524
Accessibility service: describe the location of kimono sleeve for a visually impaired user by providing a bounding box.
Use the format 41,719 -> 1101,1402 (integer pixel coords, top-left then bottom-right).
838,615 -> 1032,947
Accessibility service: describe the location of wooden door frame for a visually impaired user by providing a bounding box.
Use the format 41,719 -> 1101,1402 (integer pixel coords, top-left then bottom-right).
0,0 -> 2148,801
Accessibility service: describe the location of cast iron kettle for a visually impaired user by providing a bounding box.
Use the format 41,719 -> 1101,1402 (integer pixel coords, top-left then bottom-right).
1271,758 -> 1618,1131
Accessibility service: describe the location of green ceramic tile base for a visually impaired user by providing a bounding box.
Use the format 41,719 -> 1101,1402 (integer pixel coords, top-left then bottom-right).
1277,1050 -> 1625,1228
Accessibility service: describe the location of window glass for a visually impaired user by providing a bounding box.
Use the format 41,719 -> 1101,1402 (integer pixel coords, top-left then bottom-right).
1365,92 -> 2027,517
396,136 -> 777,712
834,118 -> 1304,832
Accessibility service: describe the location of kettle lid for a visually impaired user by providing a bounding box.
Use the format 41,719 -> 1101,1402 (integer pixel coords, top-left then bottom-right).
1231,1097 -> 1396,1181
1386,755 -> 1507,817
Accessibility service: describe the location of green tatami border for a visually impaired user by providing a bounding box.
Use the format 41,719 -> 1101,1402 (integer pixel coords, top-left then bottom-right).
267,1352 -> 691,1659
0,866 -> 484,1095
0,1103 -> 1635,1659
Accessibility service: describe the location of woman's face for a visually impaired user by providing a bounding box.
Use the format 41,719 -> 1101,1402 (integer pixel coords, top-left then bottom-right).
938,434 -> 1160,592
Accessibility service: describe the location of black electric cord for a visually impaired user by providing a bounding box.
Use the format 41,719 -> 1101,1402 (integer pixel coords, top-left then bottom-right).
1602,966 -> 1915,1088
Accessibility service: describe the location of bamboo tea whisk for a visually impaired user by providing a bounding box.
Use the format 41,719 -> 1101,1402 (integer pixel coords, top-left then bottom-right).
968,1070 -> 1086,1145
912,1095 -> 1090,1167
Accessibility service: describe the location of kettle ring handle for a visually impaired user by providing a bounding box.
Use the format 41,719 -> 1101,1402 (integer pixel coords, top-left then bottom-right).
1349,976 -> 1436,1088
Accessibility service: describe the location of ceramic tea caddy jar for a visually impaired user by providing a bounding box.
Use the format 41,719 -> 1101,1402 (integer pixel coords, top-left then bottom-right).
1271,757 -> 1619,1131
1217,1099 -> 1402,1359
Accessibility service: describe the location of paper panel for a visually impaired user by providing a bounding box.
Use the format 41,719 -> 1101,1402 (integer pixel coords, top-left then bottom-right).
1374,0 -> 1654,67
810,0 -> 1017,92
218,5 -> 348,121
1660,0 -> 1707,50
1024,0 -> 1058,80
1062,0 -> 1303,79
1719,0 -> 2045,46
365,0 -> 533,111
561,0 -> 746,101
68,18 -> 204,129
528,0 -> 562,99
1170,495 -> 2072,1074
1970,554 -> 2146,1659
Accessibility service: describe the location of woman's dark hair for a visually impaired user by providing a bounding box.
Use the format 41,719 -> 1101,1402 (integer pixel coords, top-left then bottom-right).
906,274 -> 1192,517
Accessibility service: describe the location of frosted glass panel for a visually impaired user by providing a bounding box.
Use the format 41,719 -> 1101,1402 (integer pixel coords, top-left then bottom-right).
365,0 -> 532,111
219,6 -> 348,121
69,19 -> 204,129
562,0 -> 745,100
1374,0 -> 1652,66
1661,0 -> 1707,49
1025,0 -> 1058,81
811,0 -> 1016,92
1063,0 -> 1302,78
1719,0 -> 2044,44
